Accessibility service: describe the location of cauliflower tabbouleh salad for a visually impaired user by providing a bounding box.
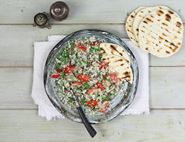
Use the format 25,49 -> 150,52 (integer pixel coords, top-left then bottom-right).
50,36 -> 130,114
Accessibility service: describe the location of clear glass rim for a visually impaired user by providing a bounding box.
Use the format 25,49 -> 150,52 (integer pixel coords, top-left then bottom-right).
43,29 -> 139,124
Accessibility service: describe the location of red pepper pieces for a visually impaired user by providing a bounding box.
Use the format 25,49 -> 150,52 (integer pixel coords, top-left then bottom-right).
50,73 -> 60,78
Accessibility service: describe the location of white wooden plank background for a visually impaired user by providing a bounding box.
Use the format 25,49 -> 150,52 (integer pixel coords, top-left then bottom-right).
1,110 -> 185,142
0,25 -> 184,67
0,0 -> 185,24
0,0 -> 185,141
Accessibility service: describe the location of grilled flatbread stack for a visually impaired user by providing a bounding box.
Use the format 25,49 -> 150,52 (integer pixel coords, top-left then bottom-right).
125,5 -> 184,57
100,43 -> 133,84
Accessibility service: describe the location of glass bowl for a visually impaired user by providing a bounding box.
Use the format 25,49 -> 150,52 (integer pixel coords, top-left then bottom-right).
44,29 -> 139,123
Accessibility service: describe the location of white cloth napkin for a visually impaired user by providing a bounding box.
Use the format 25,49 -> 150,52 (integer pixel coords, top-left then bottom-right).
32,35 -> 149,120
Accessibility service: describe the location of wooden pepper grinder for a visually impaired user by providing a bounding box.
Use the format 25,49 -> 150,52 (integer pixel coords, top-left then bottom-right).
50,1 -> 69,21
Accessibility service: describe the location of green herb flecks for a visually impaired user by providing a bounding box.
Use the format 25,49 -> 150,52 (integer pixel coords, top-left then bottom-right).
102,93 -> 113,102
90,46 -> 100,53
60,72 -> 65,79
55,63 -> 61,69
82,82 -> 90,89
57,49 -> 69,64
80,98 -> 86,106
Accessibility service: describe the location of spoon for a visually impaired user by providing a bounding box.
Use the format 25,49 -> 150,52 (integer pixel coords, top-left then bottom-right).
70,88 -> 97,137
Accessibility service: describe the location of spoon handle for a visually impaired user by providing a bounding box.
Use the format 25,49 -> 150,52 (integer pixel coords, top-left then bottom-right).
77,106 -> 97,137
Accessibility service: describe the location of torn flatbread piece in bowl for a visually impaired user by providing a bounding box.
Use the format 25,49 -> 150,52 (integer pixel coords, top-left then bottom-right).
138,6 -> 184,57
100,43 -> 133,84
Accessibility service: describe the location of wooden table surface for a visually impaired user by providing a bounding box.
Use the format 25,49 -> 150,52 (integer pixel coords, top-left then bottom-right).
1,0 -> 185,141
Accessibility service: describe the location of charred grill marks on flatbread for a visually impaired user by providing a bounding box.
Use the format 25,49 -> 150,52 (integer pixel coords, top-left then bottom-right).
138,6 -> 183,57
176,21 -> 182,28
165,14 -> 171,21
125,5 -> 183,57
110,45 -> 123,56
168,10 -> 174,14
100,43 -> 133,83
146,18 -> 153,23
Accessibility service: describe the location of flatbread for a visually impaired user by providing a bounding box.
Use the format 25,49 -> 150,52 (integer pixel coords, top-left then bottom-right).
125,7 -> 144,46
138,6 -> 184,57
100,43 -> 133,83
133,7 -> 156,41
